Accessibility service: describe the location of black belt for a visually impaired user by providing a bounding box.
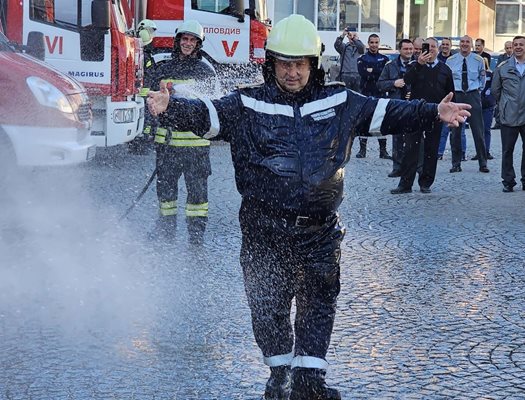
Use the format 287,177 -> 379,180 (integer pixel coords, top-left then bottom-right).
456,90 -> 478,94
244,198 -> 334,228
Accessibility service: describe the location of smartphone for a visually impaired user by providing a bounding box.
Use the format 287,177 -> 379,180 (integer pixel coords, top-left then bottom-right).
422,43 -> 430,54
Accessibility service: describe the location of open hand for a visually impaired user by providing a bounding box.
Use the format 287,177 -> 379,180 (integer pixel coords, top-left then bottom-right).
437,92 -> 471,127
147,80 -> 170,117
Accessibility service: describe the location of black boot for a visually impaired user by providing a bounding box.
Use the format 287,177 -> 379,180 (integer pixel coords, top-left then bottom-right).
379,139 -> 392,159
264,366 -> 291,400
187,216 -> 207,246
290,368 -> 341,400
148,216 -> 177,240
355,139 -> 366,158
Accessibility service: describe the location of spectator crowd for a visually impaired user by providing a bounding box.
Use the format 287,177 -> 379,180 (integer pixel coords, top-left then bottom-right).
334,32 -> 525,193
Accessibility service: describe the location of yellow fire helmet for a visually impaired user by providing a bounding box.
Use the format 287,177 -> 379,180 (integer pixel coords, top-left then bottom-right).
137,19 -> 157,46
175,19 -> 205,42
265,14 -> 323,68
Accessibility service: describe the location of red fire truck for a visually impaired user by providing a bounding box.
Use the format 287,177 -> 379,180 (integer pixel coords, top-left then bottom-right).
1,0 -> 145,147
135,0 -> 269,73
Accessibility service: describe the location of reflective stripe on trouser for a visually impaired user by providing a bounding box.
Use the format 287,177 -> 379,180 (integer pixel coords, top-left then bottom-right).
156,145 -> 211,220
186,202 -> 208,217
264,352 -> 294,367
159,200 -> 177,216
155,127 -> 210,147
139,87 -> 150,97
239,199 -> 344,367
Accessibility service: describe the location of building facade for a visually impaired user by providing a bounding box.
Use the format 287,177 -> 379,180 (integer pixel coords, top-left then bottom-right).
266,0 -> 522,57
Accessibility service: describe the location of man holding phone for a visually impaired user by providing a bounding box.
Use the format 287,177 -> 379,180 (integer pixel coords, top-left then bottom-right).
391,37 -> 455,194
334,26 -> 365,91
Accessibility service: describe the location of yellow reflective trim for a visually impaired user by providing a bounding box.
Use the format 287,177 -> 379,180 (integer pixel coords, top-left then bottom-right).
160,200 -> 177,216
186,203 -> 208,211
171,131 -> 201,139
155,128 -> 210,146
186,209 -> 208,217
143,126 -> 151,134
139,87 -> 150,97
167,139 -> 210,147
160,208 -> 177,216
160,200 -> 177,209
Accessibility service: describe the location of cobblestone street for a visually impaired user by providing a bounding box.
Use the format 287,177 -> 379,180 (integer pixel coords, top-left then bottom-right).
1,131 -> 524,399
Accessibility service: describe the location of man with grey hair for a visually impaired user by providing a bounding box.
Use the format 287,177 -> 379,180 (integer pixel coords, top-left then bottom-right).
492,35 -> 525,192
497,41 -> 514,66
446,35 -> 489,173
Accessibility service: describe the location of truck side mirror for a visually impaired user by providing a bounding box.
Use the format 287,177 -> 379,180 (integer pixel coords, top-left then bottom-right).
92,0 -> 111,30
230,0 -> 245,22
26,31 -> 45,60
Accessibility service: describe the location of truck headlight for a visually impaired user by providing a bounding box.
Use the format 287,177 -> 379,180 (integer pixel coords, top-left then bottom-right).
113,108 -> 134,123
26,76 -> 74,114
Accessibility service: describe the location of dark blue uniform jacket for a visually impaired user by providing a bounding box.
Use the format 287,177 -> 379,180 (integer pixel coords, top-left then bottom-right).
162,79 -> 438,215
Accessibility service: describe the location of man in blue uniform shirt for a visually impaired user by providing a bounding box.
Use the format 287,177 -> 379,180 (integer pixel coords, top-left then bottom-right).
446,35 -> 490,173
148,15 -> 471,400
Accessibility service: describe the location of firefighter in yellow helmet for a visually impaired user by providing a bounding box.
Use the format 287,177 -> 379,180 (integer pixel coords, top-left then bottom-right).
147,14 -> 471,399
149,20 -> 219,244
137,19 -> 157,85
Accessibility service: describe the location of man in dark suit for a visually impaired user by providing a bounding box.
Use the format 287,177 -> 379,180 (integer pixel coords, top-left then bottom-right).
377,39 -> 414,177
391,37 -> 455,194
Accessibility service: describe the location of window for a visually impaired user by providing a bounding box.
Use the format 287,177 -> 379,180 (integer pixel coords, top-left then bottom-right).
30,0 -> 56,24
318,0 -> 337,31
30,0 -> 80,26
192,0 -> 230,13
496,1 -> 525,34
336,0 -> 380,33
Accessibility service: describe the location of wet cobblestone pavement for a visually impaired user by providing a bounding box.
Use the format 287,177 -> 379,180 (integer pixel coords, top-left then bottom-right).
1,132 -> 524,399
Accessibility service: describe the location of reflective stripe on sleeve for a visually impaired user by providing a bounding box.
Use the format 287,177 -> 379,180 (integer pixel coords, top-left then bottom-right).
300,91 -> 347,117
291,356 -> 328,370
368,98 -> 390,134
241,94 -> 294,117
263,352 -> 294,367
139,87 -> 150,97
155,128 -> 210,147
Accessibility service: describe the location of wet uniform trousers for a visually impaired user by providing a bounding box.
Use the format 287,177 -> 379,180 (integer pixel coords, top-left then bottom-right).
239,198 -> 344,368
155,142 -> 211,237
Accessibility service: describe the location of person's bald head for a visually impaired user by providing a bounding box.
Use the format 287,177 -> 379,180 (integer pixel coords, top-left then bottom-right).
413,37 -> 424,57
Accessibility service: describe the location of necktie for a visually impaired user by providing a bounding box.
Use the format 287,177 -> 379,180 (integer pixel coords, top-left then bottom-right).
462,58 -> 469,92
